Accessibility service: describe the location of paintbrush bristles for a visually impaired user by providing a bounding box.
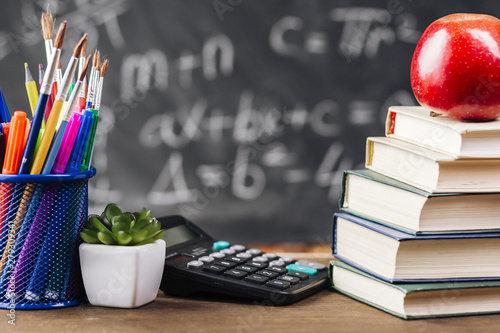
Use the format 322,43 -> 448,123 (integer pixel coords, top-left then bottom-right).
80,38 -> 87,57
96,51 -> 102,71
101,59 -> 109,77
53,21 -> 67,49
79,55 -> 92,81
92,50 -> 98,67
72,33 -> 88,58
41,11 -> 54,40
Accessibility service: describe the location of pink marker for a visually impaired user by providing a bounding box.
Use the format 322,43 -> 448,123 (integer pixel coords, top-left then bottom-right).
51,108 -> 82,174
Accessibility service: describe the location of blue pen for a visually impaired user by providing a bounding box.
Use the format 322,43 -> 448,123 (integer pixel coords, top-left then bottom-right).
19,21 -> 66,174
65,109 -> 93,173
0,87 -> 10,123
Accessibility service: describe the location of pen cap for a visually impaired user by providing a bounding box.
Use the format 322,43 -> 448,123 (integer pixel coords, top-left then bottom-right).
2,111 -> 27,174
65,109 -> 93,173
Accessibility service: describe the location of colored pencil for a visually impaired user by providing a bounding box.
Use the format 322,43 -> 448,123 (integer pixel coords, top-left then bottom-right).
24,63 -> 38,117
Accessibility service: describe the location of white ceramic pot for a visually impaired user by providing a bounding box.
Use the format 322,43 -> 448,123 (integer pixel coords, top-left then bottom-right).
79,239 -> 166,308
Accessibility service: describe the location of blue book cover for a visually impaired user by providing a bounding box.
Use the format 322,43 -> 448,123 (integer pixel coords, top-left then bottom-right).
332,212 -> 500,283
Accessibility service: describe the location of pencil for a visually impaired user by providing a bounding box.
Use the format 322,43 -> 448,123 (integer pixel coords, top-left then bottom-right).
30,32 -> 86,175
19,20 -> 66,175
24,63 -> 38,117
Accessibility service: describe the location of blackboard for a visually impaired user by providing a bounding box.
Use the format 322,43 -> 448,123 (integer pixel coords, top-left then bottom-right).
0,0 -> 498,243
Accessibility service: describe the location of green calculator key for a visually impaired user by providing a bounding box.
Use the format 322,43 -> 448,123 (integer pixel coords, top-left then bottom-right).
286,264 -> 317,276
212,240 -> 230,250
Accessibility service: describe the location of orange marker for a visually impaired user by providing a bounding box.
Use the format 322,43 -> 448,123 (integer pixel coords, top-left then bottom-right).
0,111 -> 27,244
2,111 -> 28,174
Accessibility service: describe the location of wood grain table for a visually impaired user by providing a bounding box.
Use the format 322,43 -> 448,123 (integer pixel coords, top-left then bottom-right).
1,254 -> 499,333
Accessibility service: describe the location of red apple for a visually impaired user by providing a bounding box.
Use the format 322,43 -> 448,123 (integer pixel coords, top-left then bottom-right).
411,13 -> 500,121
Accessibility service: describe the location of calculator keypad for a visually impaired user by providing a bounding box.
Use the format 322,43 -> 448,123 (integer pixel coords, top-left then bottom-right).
187,241 -> 322,291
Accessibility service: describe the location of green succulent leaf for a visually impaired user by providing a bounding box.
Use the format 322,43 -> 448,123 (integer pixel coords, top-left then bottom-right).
131,219 -> 150,231
112,221 -> 130,234
111,214 -> 132,227
86,203 -> 164,246
135,230 -> 164,246
130,229 -> 149,245
90,216 -> 111,233
138,208 -> 151,222
80,229 -> 100,244
104,203 -> 122,223
116,231 -> 133,245
97,231 -> 117,245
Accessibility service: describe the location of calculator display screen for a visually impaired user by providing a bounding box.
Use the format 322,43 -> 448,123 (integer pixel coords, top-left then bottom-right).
163,224 -> 200,247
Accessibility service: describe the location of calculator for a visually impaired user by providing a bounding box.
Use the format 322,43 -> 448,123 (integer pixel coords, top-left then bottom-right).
158,215 -> 329,305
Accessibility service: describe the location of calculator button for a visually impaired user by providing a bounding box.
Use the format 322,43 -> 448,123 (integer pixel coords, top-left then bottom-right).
263,253 -> 278,260
226,256 -> 247,264
256,270 -> 280,279
236,252 -> 252,259
210,252 -> 225,259
212,241 -> 230,251
215,260 -> 238,269
246,249 -> 262,256
252,256 -> 269,263
281,257 -> 295,264
198,256 -> 215,263
266,280 -> 291,290
279,275 -> 300,285
224,269 -> 248,279
203,264 -> 226,274
237,265 -> 259,274
245,274 -> 269,285
230,244 -> 246,252
269,260 -> 286,267
220,248 -> 236,255
186,260 -> 204,270
287,271 -> 309,280
247,261 -> 268,269
286,264 -> 317,276
295,260 -> 327,271
267,266 -> 287,274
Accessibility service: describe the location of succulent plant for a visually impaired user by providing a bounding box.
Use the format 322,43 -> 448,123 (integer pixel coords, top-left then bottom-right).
80,203 -> 164,246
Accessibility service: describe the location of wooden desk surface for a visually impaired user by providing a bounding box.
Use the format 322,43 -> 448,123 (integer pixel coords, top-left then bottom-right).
2,254 -> 500,333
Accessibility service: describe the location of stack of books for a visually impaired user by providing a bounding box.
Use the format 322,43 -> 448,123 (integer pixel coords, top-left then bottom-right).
330,106 -> 500,319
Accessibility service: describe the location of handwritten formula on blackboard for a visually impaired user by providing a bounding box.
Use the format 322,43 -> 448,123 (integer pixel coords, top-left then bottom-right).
0,0 -> 496,242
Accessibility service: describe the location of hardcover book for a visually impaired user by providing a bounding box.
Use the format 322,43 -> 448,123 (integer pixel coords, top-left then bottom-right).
340,170 -> 500,234
330,260 -> 500,319
365,136 -> 500,193
385,106 -> 500,158
332,212 -> 500,283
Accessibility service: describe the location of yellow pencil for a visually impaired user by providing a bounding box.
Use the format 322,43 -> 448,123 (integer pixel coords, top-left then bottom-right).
24,63 -> 38,116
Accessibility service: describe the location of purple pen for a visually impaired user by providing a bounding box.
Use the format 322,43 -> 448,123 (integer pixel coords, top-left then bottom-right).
51,108 -> 82,174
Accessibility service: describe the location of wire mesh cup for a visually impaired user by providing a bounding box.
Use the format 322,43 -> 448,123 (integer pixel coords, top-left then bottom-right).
0,167 -> 96,310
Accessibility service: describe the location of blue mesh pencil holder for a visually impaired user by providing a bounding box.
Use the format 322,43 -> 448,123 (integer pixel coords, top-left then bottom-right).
0,167 -> 96,310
